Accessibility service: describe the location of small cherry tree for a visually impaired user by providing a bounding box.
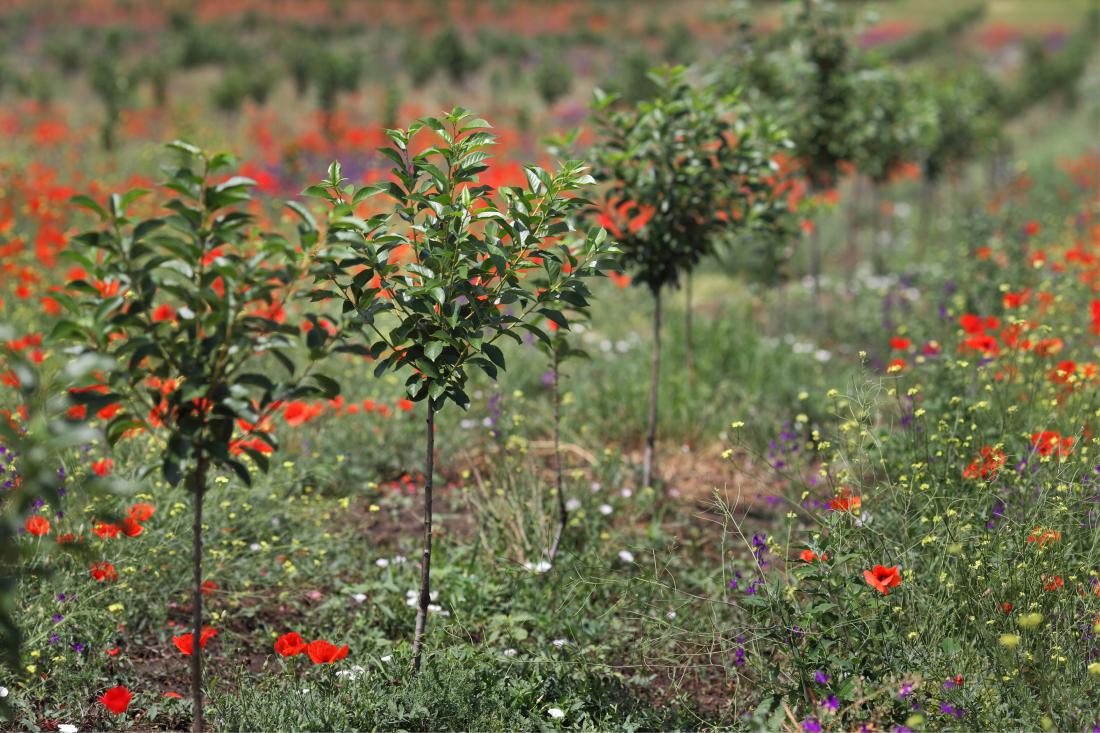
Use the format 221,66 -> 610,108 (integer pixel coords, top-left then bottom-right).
591,66 -> 788,490
300,108 -> 617,672
54,143 -> 338,732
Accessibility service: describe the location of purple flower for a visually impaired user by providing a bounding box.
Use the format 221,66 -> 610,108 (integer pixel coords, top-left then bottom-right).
52,614 -> 63,623
897,683 -> 914,699
71,642 -> 85,653
802,719 -> 822,733
814,669 -> 828,685
822,695 -> 839,711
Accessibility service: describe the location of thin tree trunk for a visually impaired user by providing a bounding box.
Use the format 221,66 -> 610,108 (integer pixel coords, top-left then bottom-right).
189,453 -> 207,733
642,289 -> 662,490
810,222 -> 822,318
871,184 -> 884,276
548,349 -> 567,562
411,401 -> 436,672
684,272 -> 694,392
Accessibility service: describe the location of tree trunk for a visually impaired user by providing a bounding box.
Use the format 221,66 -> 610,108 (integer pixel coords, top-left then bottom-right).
870,184 -> 885,276
684,272 -> 694,392
548,348 -> 567,562
642,289 -> 662,490
411,400 -> 436,672
189,452 -> 208,733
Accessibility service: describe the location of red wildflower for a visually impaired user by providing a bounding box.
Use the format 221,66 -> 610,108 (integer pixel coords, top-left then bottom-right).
90,561 -> 119,582
1031,431 -> 1074,457
274,631 -> 308,657
863,565 -> 902,595
306,639 -> 349,664
890,336 -> 911,351
25,515 -> 50,537
397,399 -> 414,412
98,685 -> 132,715
173,627 -> 218,655
828,489 -> 861,513
92,458 -> 113,476
128,502 -> 155,522
962,446 -> 1005,480
151,304 -> 177,323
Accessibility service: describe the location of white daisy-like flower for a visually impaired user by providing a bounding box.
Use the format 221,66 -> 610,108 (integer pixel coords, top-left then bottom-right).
59,725 -> 78,733
598,504 -> 613,516
0,686 -> 9,698
352,592 -> 367,603
503,648 -> 517,657
620,488 -> 633,498
393,555 -> 407,564
548,707 -> 565,720
618,550 -> 635,563
666,611 -> 677,620
380,655 -> 393,663
551,639 -> 568,648
249,543 -> 261,552
523,560 -> 552,574
375,558 -> 390,568
565,498 -> 581,511
590,481 -> 602,492
335,665 -> 366,681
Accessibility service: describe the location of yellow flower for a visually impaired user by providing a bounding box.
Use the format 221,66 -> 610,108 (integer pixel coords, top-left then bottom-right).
999,634 -> 1020,648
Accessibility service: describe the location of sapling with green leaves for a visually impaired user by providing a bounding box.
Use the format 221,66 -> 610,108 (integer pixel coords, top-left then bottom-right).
53,143 -> 339,732
299,108 -> 617,672
590,66 -> 788,491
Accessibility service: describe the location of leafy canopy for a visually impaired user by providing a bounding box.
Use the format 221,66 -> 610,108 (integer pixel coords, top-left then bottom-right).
300,107 -> 618,411
54,142 -> 338,488
590,66 -> 790,295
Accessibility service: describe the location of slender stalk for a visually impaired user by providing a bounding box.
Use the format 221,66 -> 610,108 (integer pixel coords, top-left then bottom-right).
871,184 -> 885,276
548,347 -> 567,562
189,451 -> 208,733
684,271 -> 694,392
411,400 -> 436,672
642,289 -> 662,490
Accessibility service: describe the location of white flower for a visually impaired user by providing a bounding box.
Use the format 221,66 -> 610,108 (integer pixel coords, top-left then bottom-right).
598,504 -> 613,516
618,550 -> 634,563
59,725 -> 78,733
666,611 -> 677,620
393,555 -> 407,564
503,648 -> 517,657
249,543 -> 261,552
565,498 -> 581,511
590,481 -> 602,492
620,488 -> 633,498
523,560 -> 552,574
352,592 -> 367,603
548,707 -> 565,720
380,655 -> 393,663
375,558 -> 390,568
335,665 -> 366,681
460,419 -> 476,429
0,686 -> 9,698
551,638 -> 567,648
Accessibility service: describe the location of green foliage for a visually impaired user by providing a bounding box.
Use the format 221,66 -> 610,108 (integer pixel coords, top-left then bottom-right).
919,67 -> 1003,181
591,66 -> 790,294
303,107 -> 617,412
54,142 -> 337,489
848,65 -> 937,184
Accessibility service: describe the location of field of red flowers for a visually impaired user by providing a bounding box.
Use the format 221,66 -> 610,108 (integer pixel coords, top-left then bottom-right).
1,1 -> 1098,731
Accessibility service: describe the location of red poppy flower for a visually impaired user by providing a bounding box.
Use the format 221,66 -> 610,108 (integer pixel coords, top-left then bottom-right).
173,627 -> 218,655
164,691 -> 183,699
90,561 -> 119,582
863,565 -> 902,595
306,639 -> 349,664
128,502 -> 156,522
98,685 -> 132,714
121,517 -> 144,537
201,580 -> 219,595
92,458 -> 113,476
151,304 -> 177,323
799,549 -> 819,563
94,522 -> 122,539
962,446 -> 1005,480
25,515 -> 50,537
828,489 -> 861,513
397,399 -> 414,412
890,336 -> 911,351
1031,431 -> 1073,457
274,631 -> 308,657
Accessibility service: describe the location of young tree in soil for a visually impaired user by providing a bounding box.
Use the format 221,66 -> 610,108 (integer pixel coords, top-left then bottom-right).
301,108 -> 617,672
54,143 -> 339,732
591,66 -> 788,491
